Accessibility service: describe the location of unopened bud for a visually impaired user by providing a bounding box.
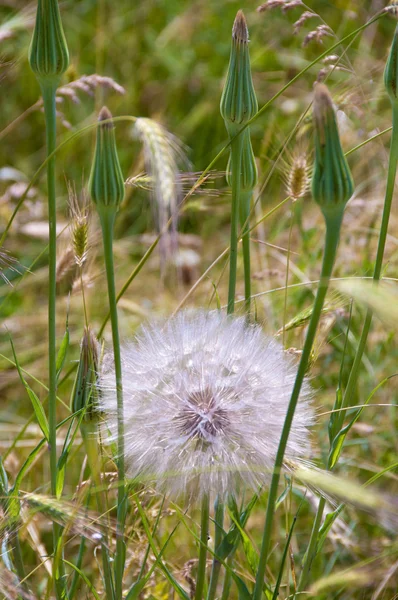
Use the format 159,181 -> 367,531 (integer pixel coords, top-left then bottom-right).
29,0 -> 69,86
220,10 -> 258,135
384,24 -> 398,103
71,328 -> 100,419
311,84 -> 354,217
89,107 -> 125,218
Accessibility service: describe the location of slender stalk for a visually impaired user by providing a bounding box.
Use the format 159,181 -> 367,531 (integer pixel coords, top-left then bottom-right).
41,82 -> 67,600
195,494 -> 210,600
99,211 -> 126,599
220,555 -> 234,600
81,425 -> 115,600
253,211 -> 343,600
227,133 -> 244,315
207,497 -> 224,600
41,82 -> 57,498
240,191 -> 252,314
296,100 -> 398,598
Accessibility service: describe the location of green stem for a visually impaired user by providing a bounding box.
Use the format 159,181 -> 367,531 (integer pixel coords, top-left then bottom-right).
240,191 -> 252,315
220,556 -> 234,600
296,100 -> 398,598
81,425 -> 115,600
227,132 -> 244,315
41,81 -> 67,600
253,211 -> 343,600
99,211 -> 126,599
195,494 -> 210,600
207,497 -> 224,600
296,496 -> 326,594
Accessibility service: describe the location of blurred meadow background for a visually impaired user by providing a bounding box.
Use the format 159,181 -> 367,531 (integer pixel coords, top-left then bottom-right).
0,0 -> 397,598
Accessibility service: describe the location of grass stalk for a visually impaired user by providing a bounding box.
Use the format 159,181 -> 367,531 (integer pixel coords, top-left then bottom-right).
253,211 -> 343,600
41,81 -> 67,600
98,210 -> 126,598
195,494 -> 210,600
207,497 -> 224,600
227,133 -> 244,315
240,190 -> 252,314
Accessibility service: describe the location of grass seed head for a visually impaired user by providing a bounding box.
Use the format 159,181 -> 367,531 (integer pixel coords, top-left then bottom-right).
68,184 -> 90,268
100,310 -> 313,500
29,0 -> 69,86
220,10 -> 258,133
89,107 -> 125,218
312,83 -> 354,217
133,117 -> 187,270
286,152 -> 309,200
0,249 -> 21,286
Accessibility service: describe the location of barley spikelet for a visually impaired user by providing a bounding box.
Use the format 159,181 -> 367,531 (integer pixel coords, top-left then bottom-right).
0,249 -> 21,286
286,153 -> 310,200
387,1 -> 398,17
133,118 -> 187,270
293,11 -> 316,34
257,0 -> 303,12
56,74 -> 125,105
303,24 -> 333,47
67,183 -> 90,268
0,567 -> 35,600
56,246 -> 76,283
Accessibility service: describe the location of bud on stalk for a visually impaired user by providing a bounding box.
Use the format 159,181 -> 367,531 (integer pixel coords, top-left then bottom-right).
312,84 -> 354,220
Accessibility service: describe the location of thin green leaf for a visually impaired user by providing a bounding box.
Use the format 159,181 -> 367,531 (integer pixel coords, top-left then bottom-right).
228,509 -> 258,576
230,572 -> 252,600
272,515 -> 297,600
9,337 -> 49,441
134,495 -> 190,600
56,317 -> 69,380
212,282 -> 221,310
12,410 -> 82,495
328,375 -> 396,469
126,519 -> 181,600
63,559 -> 102,600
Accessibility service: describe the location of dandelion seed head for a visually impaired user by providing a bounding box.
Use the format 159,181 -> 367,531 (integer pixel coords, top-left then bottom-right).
100,311 -> 313,500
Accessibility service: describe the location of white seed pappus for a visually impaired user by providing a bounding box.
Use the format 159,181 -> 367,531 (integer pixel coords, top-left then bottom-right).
100,311 -> 313,499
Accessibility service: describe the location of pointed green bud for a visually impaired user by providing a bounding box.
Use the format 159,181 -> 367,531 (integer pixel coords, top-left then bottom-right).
384,24 -> 398,104
226,128 -> 258,191
311,84 -> 354,218
89,107 -> 125,218
71,327 -> 100,419
29,0 -> 69,87
220,10 -> 258,135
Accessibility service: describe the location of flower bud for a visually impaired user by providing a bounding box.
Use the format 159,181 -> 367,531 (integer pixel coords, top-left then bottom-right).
226,128 -> 258,191
89,107 -> 125,217
311,84 -> 354,216
71,327 -> 101,419
384,24 -> 398,103
220,10 -> 258,135
29,0 -> 69,86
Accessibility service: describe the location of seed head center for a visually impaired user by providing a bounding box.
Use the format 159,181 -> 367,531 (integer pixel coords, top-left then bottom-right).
176,387 -> 230,442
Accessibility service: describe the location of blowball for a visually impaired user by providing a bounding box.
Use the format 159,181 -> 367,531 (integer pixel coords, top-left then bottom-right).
100,311 -> 313,500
